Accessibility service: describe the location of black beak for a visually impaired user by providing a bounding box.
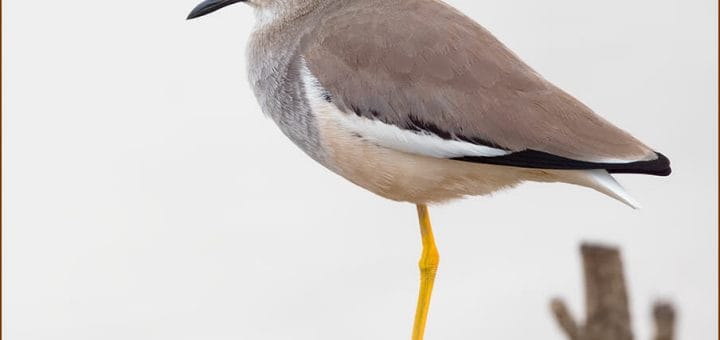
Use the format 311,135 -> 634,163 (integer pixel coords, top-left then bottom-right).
187,0 -> 245,20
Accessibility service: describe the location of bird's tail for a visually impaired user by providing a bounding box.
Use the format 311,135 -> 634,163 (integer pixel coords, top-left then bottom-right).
559,169 -> 641,209
583,170 -> 641,209
531,169 -> 641,209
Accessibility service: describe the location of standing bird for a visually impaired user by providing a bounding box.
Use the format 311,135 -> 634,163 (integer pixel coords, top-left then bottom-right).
187,0 -> 671,338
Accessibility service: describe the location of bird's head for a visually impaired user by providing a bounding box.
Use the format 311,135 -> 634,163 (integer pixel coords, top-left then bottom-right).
187,0 -> 301,19
186,0 -> 249,20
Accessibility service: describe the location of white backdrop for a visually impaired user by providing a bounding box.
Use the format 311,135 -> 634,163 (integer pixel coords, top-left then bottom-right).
3,0 -> 717,339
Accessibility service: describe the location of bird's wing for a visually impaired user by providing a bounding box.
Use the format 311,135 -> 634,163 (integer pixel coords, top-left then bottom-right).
301,0 -> 670,175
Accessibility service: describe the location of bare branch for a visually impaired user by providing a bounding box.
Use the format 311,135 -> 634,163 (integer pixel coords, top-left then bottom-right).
552,244 -> 677,340
653,301 -> 676,340
551,298 -> 581,340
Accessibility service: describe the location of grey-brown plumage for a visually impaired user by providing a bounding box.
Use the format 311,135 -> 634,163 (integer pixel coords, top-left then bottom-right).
303,0 -> 662,164
188,0 -> 670,206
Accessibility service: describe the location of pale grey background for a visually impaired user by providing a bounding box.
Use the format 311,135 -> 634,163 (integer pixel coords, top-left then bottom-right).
2,0 -> 717,339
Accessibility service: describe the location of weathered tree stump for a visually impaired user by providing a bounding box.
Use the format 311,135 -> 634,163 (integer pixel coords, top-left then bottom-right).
551,243 -> 676,340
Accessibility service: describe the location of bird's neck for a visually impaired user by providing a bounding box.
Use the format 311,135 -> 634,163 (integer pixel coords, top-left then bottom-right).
252,0 -> 334,29
245,0 -> 337,165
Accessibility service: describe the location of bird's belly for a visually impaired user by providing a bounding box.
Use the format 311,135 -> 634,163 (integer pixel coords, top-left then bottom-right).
315,113 -> 534,204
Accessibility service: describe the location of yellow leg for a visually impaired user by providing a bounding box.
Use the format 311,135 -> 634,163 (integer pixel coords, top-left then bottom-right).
412,204 -> 440,340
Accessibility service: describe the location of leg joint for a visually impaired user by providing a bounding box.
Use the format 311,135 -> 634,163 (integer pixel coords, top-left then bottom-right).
418,248 -> 440,272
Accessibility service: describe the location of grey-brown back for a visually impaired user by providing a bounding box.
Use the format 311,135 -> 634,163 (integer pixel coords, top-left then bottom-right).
302,0 -> 658,164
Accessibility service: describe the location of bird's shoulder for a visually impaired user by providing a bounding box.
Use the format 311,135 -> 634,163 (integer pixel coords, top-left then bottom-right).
303,0 -> 540,92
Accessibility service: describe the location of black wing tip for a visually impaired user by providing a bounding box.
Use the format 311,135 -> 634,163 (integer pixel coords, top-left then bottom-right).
655,152 -> 672,175
454,150 -> 672,176
608,151 -> 671,176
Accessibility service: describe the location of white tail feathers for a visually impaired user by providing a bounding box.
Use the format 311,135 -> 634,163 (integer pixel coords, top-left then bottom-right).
583,170 -> 641,209
546,169 -> 641,209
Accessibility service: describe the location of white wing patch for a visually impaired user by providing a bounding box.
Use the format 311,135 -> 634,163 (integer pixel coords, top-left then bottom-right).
301,63 -> 511,159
